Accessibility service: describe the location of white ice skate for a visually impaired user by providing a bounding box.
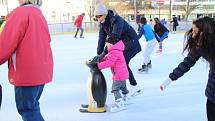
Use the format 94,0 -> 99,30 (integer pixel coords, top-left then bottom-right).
129,85 -> 142,97
122,94 -> 132,105
155,49 -> 162,56
110,98 -> 126,113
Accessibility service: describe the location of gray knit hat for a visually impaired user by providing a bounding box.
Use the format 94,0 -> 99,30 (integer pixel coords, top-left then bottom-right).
94,3 -> 108,16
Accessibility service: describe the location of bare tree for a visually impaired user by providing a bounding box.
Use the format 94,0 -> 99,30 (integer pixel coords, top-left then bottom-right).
85,0 -> 96,23
105,0 -> 130,16
0,0 -> 9,14
182,0 -> 200,20
0,0 -> 4,4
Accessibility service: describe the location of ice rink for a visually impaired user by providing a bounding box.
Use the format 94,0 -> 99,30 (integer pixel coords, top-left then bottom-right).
0,32 -> 209,121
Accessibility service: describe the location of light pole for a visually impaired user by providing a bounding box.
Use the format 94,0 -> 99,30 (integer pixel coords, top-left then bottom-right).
134,0 -> 137,21
169,0 -> 172,32
5,0 -> 8,14
0,0 -> 9,15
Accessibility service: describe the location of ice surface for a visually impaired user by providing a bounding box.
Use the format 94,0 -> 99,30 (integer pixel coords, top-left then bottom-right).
0,33 -> 208,121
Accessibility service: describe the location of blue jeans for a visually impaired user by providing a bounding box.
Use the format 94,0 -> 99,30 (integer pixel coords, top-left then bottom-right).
15,85 -> 45,121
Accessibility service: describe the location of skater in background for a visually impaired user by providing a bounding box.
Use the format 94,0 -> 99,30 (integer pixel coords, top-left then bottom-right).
171,15 -> 178,34
160,16 -> 215,121
0,0 -> 53,121
136,11 -> 141,32
160,18 -> 167,26
0,16 -> 5,27
93,2 -> 142,95
154,17 -> 169,54
90,40 -> 129,112
0,14 -> 9,34
0,17 -> 6,33
137,17 -> 157,72
74,13 -> 85,38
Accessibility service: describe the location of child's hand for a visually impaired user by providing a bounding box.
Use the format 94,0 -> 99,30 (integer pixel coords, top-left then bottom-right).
160,78 -> 172,91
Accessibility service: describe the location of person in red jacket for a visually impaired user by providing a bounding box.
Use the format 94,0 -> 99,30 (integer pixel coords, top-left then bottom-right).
74,13 -> 85,38
0,0 -> 53,121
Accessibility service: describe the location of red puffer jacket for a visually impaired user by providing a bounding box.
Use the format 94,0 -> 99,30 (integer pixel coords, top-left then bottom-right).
0,5 -> 53,86
74,15 -> 84,28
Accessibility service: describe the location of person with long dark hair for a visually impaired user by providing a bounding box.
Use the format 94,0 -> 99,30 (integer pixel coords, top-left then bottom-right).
154,17 -> 169,54
160,16 -> 215,121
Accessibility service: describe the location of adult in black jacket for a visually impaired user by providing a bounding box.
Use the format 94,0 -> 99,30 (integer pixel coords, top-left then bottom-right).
94,3 -> 141,91
160,16 -> 215,121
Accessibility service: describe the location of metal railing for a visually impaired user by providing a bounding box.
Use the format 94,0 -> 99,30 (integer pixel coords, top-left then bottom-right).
48,21 -> 193,35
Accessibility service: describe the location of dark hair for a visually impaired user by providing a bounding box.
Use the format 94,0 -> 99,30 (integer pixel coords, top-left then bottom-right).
154,17 -> 160,24
183,16 -> 215,63
140,17 -> 147,25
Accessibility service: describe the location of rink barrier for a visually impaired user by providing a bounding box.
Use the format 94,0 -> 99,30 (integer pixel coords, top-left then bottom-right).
48,21 -> 192,35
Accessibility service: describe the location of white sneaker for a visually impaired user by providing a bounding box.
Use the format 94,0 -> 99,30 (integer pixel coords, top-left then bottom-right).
110,98 -> 126,112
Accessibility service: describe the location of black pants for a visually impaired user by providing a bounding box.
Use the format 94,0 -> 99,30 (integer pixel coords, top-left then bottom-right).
207,99 -> 215,121
173,25 -> 177,31
124,49 -> 139,86
137,23 -> 141,32
74,27 -> 83,37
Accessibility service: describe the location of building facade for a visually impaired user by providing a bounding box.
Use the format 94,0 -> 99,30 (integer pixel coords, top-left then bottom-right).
107,0 -> 215,21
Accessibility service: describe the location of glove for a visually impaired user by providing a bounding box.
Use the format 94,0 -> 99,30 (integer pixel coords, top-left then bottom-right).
160,77 -> 172,91
92,53 -> 105,63
93,47 -> 107,62
86,59 -> 99,72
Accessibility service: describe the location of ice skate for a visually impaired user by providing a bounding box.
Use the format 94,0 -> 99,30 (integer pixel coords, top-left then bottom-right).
129,85 -> 142,97
122,94 -> 132,105
138,64 -> 148,72
110,98 -> 126,113
155,49 -> 162,56
147,60 -> 152,69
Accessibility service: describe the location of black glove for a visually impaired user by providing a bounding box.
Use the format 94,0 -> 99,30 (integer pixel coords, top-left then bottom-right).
93,47 -> 108,62
86,59 -> 99,72
93,54 -> 104,63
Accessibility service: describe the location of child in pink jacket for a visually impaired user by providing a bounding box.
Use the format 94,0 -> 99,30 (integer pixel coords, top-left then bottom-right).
97,40 -> 129,112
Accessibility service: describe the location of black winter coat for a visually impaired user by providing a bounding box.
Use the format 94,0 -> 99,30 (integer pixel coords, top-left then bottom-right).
97,10 -> 141,57
154,23 -> 169,37
169,52 -> 215,103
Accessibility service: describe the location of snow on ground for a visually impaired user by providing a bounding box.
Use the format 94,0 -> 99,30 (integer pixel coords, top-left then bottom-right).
0,32 -> 208,121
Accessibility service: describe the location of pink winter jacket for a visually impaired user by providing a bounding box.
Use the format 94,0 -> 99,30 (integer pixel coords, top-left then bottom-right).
98,41 -> 129,81
0,5 -> 53,86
